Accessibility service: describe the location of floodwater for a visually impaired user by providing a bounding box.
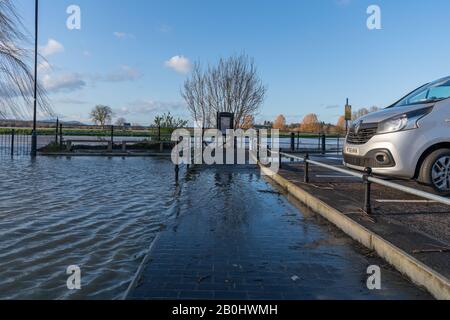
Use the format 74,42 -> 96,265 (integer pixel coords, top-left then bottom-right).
0,157 -> 177,299
0,157 -> 429,299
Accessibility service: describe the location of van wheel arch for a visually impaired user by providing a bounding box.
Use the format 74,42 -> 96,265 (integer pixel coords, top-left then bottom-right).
415,143 -> 450,182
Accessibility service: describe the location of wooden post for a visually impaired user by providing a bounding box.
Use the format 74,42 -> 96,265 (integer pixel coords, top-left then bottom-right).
256,130 -> 260,161
279,151 -> 282,169
291,132 -> 295,151
11,129 -> 15,157
304,153 -> 310,183
55,118 -> 59,145
321,134 -> 326,155
59,124 -> 63,150
337,135 -> 340,154
363,168 -> 373,215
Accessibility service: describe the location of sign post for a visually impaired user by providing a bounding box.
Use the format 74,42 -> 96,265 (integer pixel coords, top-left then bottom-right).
345,99 -> 352,133
217,112 -> 234,135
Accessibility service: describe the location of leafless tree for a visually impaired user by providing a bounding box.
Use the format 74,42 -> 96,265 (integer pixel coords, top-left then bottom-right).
181,63 -> 210,128
182,54 -> 266,129
91,105 -> 113,128
0,0 -> 51,119
352,106 -> 380,121
115,117 -> 127,127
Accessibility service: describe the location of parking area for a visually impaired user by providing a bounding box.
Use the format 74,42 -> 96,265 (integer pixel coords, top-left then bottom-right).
275,154 -> 450,281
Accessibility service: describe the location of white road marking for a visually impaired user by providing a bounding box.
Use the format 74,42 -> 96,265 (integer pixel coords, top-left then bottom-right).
375,199 -> 438,204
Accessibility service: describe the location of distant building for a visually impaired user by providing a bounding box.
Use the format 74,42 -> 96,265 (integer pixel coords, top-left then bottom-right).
254,124 -> 272,130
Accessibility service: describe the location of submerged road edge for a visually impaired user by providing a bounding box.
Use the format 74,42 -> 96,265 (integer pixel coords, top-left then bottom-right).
259,165 -> 450,300
122,233 -> 162,300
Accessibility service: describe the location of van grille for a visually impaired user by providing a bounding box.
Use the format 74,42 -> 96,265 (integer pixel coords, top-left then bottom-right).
343,154 -> 377,168
346,124 -> 378,145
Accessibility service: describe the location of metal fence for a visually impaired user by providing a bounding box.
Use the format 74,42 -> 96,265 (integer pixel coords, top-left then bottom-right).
0,130 -> 56,156
277,134 -> 344,154
0,130 -> 31,156
273,150 -> 450,214
0,123 -> 344,156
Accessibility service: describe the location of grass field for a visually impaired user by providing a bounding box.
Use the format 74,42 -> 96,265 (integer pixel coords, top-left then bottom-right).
0,127 -> 342,139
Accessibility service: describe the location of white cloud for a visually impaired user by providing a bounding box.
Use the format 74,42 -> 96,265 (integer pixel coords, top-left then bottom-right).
38,60 -> 52,73
109,65 -> 141,82
132,99 -> 185,112
53,97 -> 88,105
118,99 -> 186,116
335,0 -> 351,6
158,24 -> 172,33
40,65 -> 141,95
42,73 -> 86,93
164,55 -> 192,74
40,39 -> 64,57
113,32 -> 135,39
92,65 -> 142,82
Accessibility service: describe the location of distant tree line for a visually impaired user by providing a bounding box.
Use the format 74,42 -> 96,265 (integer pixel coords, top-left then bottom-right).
270,106 -> 380,135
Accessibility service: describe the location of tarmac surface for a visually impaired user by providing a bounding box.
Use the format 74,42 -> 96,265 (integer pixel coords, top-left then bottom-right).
277,154 -> 450,280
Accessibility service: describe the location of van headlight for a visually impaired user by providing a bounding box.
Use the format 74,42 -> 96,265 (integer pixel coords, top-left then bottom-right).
377,107 -> 433,134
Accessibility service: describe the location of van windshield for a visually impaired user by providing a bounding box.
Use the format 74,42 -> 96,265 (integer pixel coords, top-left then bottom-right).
393,77 -> 450,107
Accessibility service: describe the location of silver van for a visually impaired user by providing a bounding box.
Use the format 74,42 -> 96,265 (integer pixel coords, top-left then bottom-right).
343,76 -> 450,193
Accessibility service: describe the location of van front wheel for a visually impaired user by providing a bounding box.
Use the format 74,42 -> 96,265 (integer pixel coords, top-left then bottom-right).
419,149 -> 450,194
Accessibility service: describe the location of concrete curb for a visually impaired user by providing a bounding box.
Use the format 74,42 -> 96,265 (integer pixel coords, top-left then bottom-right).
39,152 -> 172,157
260,165 -> 450,300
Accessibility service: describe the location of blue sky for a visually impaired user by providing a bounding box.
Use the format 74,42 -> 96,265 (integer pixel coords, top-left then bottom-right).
14,0 -> 450,125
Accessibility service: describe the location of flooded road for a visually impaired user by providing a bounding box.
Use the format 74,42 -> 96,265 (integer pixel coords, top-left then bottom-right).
0,157 -> 429,299
0,157 -> 177,299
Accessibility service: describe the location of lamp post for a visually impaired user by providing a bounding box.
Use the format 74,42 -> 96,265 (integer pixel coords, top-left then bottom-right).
31,0 -> 39,157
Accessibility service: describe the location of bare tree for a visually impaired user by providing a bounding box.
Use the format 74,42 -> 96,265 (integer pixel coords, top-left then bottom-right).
0,0 -> 51,119
182,54 -> 266,129
91,105 -> 113,128
352,106 -> 379,121
115,117 -> 127,127
182,63 -> 210,128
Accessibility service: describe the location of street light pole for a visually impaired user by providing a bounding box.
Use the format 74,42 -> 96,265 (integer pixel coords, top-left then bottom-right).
31,0 -> 39,157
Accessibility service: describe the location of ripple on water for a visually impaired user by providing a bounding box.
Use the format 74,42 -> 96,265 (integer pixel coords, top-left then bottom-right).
0,157 -> 177,299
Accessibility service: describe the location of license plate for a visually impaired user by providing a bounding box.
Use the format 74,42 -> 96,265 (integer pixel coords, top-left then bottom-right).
345,147 -> 360,155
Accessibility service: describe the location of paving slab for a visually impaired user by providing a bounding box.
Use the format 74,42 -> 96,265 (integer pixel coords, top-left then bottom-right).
126,166 -> 431,300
